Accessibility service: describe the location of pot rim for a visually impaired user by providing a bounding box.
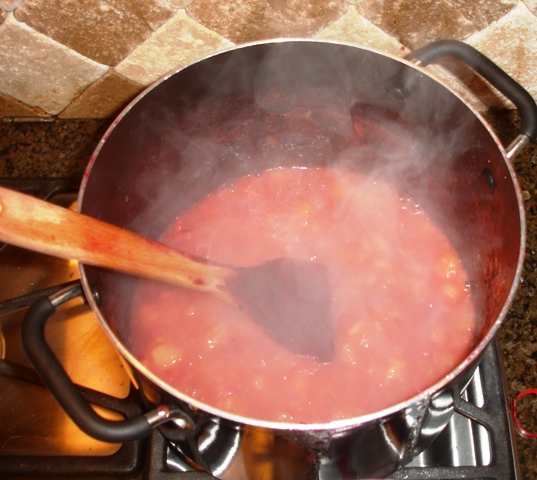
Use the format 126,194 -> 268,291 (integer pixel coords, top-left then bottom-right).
78,38 -> 527,432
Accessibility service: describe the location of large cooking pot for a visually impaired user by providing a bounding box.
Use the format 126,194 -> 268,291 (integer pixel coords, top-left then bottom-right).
22,39 -> 537,478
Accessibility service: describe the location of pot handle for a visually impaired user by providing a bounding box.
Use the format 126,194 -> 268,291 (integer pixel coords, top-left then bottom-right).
21,282 -> 194,443
408,40 -> 537,157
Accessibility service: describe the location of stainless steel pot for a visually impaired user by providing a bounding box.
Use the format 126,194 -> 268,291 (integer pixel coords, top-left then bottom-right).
22,39 -> 537,479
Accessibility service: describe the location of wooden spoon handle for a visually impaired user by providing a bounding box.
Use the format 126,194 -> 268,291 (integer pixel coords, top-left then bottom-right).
0,186 -> 232,299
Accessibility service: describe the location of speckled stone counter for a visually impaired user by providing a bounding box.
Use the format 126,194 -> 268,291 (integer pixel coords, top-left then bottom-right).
1,113 -> 536,478
0,119 -> 111,177
490,109 -> 537,479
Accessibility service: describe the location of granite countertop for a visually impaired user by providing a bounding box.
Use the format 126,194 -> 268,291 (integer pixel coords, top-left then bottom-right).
1,110 -> 537,477
491,110 -> 537,478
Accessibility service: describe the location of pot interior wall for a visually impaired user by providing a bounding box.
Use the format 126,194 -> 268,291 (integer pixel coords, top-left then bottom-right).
79,41 -> 521,378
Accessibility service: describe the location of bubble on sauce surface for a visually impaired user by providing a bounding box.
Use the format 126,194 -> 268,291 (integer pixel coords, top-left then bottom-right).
151,345 -> 183,368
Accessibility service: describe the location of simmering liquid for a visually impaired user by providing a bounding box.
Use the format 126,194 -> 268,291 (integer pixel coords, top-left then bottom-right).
130,167 -> 475,423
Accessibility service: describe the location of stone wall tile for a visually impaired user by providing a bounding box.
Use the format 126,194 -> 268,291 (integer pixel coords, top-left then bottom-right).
315,8 -> 409,57
1,0 -> 534,119
0,0 -> 23,11
0,14 -> 108,115
163,0 -> 195,7
445,0 -> 517,30
58,70 -> 144,118
14,0 -> 174,66
361,0 -> 477,50
186,0 -> 347,44
115,10 -> 233,86
0,91 -> 50,118
524,0 -> 537,16
465,3 -> 537,105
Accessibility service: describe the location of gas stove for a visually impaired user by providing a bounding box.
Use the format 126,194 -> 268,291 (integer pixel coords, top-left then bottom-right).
0,177 -> 521,479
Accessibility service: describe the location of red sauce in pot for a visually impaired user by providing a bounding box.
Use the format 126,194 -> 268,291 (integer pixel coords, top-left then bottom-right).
130,167 -> 475,424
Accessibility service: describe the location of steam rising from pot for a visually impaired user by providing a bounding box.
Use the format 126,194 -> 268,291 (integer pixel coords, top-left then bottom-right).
100,40 -> 516,359
127,41 -> 483,239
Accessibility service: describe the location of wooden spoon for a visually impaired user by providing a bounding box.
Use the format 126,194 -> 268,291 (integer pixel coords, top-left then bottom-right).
0,186 -> 334,362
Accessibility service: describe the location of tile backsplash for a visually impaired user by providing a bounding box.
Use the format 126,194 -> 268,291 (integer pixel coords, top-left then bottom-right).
1,0 -> 536,119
